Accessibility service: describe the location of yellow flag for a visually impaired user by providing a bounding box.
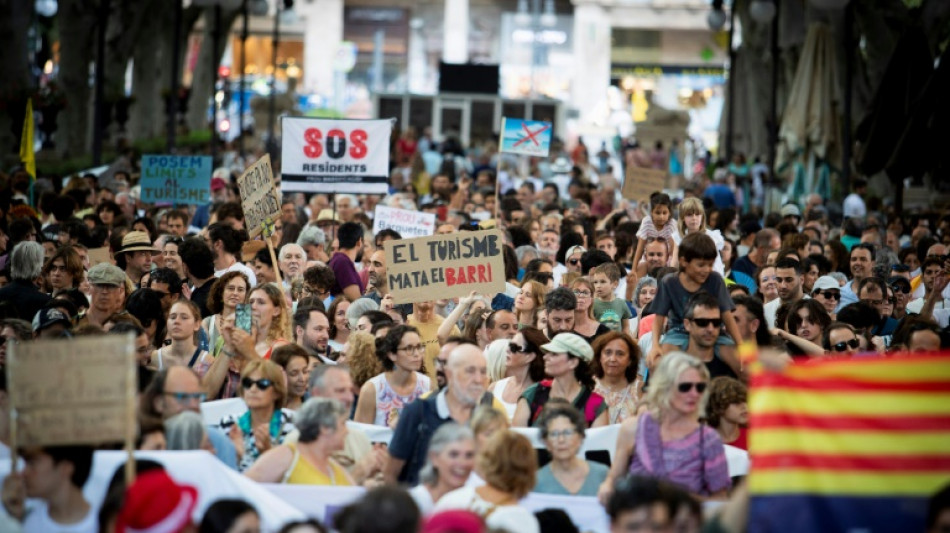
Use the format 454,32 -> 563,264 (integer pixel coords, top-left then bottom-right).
20,98 -> 35,180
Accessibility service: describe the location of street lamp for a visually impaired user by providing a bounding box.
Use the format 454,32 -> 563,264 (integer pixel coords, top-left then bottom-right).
35,0 -> 57,17
267,0 -> 296,156
707,0 -> 727,31
749,0 -> 776,23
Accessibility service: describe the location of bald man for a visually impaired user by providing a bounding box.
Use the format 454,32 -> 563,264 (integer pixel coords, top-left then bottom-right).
385,343 -> 489,485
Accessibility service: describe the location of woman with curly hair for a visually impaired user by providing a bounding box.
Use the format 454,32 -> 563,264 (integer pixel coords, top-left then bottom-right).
344,330 -> 382,389
704,376 -> 748,450
354,325 -> 431,428
201,271 -> 250,355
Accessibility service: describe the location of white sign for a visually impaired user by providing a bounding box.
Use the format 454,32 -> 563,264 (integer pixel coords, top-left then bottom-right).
373,205 -> 436,238
281,118 -> 392,194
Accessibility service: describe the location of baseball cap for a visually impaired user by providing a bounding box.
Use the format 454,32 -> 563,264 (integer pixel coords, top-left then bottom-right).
812,275 -> 840,292
565,245 -> 587,260
87,263 -> 127,286
541,333 -> 594,362
32,308 -> 72,332
780,204 -> 802,218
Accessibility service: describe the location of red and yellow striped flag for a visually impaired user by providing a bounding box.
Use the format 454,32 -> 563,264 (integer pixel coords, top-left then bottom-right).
748,355 -> 950,532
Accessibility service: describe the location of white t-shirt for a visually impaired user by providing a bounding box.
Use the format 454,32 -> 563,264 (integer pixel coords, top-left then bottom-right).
409,484 -> 436,516
23,503 -> 97,533
434,486 -> 539,533
215,261 -> 258,287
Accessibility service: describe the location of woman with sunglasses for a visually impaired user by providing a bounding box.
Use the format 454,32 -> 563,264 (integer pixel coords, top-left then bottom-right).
490,327 -> 546,421
571,277 -> 610,342
534,401 -> 609,496
823,322 -> 862,355
221,359 -> 294,472
811,275 -> 841,319
512,332 -> 609,428
888,276 -> 912,321
598,352 -> 730,503
355,325 -> 431,428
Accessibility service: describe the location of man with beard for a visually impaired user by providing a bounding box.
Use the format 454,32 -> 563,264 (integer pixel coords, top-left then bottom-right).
329,222 -> 365,302
363,249 -> 412,316
682,292 -> 739,379
764,257 -> 806,328
536,229 -> 560,261
293,305 -> 334,364
278,243 -> 306,286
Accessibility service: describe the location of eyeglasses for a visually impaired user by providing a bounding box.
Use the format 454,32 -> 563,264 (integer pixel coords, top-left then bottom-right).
814,290 -> 841,300
435,358 -> 448,368
509,343 -> 528,353
760,276 -> 777,282
397,344 -> 425,354
164,392 -> 207,403
689,318 -> 722,329
0,337 -> 19,347
572,290 -> 591,298
547,429 -> 577,440
241,378 -> 274,390
831,338 -> 860,352
677,381 -> 707,393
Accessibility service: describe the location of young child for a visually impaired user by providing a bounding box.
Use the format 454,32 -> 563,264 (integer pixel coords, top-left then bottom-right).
591,263 -> 632,333
675,197 -> 726,276
631,193 -> 679,279
647,232 -> 742,374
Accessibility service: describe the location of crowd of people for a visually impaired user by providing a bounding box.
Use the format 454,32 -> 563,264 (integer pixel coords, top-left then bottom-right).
0,136 -> 948,533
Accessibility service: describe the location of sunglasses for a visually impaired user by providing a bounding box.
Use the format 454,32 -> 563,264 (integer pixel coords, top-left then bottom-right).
0,337 -> 18,347
677,381 -> 707,393
814,290 -> 841,300
690,318 -> 722,329
890,284 -> 911,295
568,259 -> 581,266
509,343 -> 528,353
241,377 -> 274,391
831,338 -> 860,352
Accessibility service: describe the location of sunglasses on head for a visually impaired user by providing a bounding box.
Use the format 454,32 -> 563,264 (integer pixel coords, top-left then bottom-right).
677,381 -> 707,393
814,290 -> 841,300
242,377 -> 273,391
690,318 -> 722,328
831,339 -> 860,352
509,343 -> 528,353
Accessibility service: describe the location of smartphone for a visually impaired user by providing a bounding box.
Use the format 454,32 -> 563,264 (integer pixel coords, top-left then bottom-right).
235,304 -> 252,333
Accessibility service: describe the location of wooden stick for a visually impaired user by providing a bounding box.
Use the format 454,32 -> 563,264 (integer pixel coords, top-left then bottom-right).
125,333 -> 137,487
266,231 -> 284,290
493,170 -> 501,223
7,352 -> 16,474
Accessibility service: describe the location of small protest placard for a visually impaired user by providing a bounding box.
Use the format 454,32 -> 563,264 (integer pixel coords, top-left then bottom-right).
385,229 -> 506,305
87,246 -> 111,267
499,118 -> 552,157
373,205 -> 436,239
621,166 -> 668,205
237,154 -> 281,240
140,155 -> 213,205
7,334 -> 136,447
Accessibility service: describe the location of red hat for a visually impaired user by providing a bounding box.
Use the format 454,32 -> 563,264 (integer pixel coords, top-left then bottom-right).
115,470 -> 198,533
422,510 -> 486,533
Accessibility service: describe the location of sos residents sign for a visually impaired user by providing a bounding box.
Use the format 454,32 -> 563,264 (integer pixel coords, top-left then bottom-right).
281,117 -> 392,194
385,230 -> 506,305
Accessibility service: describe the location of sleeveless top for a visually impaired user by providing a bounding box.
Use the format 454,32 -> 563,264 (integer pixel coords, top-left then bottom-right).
368,372 -> 431,427
156,347 -> 205,370
490,377 -> 517,421
282,442 -> 353,486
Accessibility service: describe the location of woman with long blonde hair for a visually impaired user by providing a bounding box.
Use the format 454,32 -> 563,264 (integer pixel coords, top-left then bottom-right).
675,197 -> 725,276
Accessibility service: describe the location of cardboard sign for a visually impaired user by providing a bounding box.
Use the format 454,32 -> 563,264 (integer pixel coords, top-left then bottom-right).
280,117 -> 392,194
621,166 -> 668,205
140,155 -> 213,205
384,229 -> 506,305
7,334 -> 136,447
236,154 -> 281,239
499,117 -> 552,157
372,205 -> 436,238
87,246 -> 112,267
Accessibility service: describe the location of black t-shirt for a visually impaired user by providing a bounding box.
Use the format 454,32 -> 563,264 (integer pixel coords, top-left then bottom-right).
191,280 -> 213,318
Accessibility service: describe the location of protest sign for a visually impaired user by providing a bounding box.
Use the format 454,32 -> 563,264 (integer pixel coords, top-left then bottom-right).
236,154 -> 281,240
140,155 -> 213,205
621,166 -> 667,205
384,229 -> 505,305
372,205 -> 436,238
499,117 -> 552,157
281,117 -> 392,194
87,246 -> 111,266
7,334 -> 136,448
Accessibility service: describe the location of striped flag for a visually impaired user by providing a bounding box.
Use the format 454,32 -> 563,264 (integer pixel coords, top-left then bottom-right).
20,97 -> 35,180
748,355 -> 950,532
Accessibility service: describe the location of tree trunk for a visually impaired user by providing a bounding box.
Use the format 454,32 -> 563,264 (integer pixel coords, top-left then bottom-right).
57,0 -> 98,158
127,0 -> 169,142
185,7 -> 241,134
0,0 -> 33,160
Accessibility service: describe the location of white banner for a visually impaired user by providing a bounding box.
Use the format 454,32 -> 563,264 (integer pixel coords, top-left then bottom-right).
373,205 -> 436,238
281,117 -> 392,194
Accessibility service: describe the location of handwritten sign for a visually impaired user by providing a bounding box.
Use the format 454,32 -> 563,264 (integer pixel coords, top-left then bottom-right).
281,117 -> 392,194
7,334 -> 136,447
499,118 -> 552,157
621,166 -> 668,205
140,155 -> 213,205
372,205 -> 436,238
237,154 -> 281,239
87,246 -> 111,267
384,229 -> 506,305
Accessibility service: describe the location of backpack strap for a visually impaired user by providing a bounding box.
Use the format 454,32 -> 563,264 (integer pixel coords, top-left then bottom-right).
528,382 -> 552,425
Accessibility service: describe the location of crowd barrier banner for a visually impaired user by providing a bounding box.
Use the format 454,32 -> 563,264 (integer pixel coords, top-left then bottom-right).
84,451 -> 307,531
140,154 -> 213,205
748,354 -> 950,532
281,117 -> 392,194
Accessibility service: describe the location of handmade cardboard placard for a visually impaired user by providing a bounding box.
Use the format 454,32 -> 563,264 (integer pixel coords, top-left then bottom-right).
384,229 -> 506,305
7,334 -> 136,447
87,246 -> 112,267
237,154 -> 281,239
621,166 -> 668,205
